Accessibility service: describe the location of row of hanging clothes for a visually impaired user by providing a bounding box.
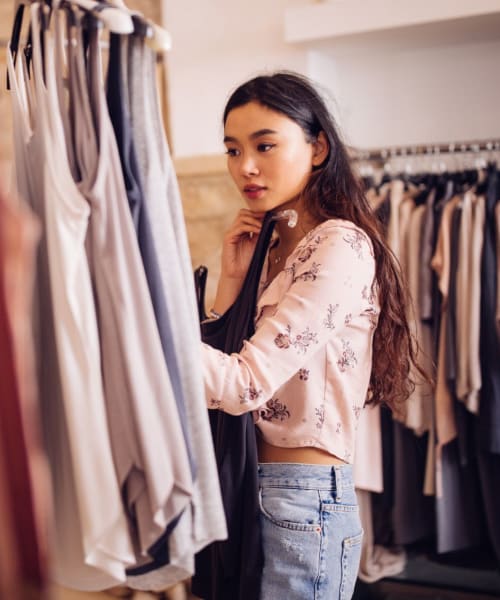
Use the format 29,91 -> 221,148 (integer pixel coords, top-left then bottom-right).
351,143 -> 500,595
3,0 -> 227,597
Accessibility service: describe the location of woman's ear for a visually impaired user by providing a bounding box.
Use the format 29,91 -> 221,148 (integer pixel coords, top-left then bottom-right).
312,131 -> 329,167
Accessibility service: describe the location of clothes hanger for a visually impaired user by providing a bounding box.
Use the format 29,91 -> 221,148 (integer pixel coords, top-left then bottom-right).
7,1 -> 30,89
7,1 -> 47,86
62,0 -> 134,34
7,0 -> 133,68
7,0 -> 134,87
101,0 -> 172,51
10,2 -> 27,59
34,0 -> 135,34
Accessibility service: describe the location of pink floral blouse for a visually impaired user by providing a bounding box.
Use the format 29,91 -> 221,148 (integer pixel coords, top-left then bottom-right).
201,219 -> 379,463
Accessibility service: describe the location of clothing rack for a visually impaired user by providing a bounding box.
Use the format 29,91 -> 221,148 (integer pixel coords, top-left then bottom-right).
351,139 -> 500,163
0,37 -> 167,62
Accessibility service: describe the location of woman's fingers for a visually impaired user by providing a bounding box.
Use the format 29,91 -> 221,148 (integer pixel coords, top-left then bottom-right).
234,209 -> 266,225
226,222 -> 262,239
219,210 -> 266,279
225,210 -> 264,242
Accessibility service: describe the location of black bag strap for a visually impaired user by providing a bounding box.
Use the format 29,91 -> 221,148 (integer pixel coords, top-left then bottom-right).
193,264 -> 209,322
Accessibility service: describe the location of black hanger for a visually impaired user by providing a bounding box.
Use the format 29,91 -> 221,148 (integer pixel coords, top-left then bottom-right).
131,13 -> 153,38
6,1 -> 55,90
432,172 -> 449,209
374,169 -> 392,194
464,168 -> 478,188
26,2 -> 52,83
193,265 -> 209,322
405,172 -> 420,187
361,174 -> 376,192
6,2 -> 27,90
414,186 -> 430,207
41,0 -> 53,30
379,171 -> 392,185
96,1 -> 153,39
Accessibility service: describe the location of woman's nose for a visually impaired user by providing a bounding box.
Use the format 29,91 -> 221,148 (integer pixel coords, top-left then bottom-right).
240,154 -> 259,177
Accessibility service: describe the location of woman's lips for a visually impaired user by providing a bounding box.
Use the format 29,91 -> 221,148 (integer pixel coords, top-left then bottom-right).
243,185 -> 267,200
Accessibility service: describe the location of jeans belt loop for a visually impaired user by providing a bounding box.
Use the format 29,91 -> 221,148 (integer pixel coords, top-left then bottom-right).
334,465 -> 343,501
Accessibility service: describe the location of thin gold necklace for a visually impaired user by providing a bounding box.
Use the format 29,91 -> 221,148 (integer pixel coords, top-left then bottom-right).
270,240 -> 283,264
272,242 -> 286,265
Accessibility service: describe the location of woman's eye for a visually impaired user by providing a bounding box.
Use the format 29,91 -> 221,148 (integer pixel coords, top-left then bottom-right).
257,143 -> 275,152
225,148 -> 240,157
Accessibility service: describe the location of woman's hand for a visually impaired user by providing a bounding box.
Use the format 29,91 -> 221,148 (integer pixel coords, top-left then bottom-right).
211,210 -> 265,315
220,209 -> 265,280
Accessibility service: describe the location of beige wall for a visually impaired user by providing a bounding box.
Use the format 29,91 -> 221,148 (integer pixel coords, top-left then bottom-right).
177,164 -> 244,311
127,0 -> 160,20
164,0 -> 308,158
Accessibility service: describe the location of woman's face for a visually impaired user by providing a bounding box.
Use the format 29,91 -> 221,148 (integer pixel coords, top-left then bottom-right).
223,101 -> 320,213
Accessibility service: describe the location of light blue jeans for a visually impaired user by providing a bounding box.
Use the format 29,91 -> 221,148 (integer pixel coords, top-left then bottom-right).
258,463 -> 362,600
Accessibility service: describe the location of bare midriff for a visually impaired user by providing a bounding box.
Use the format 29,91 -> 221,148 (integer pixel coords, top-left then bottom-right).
257,436 -> 347,465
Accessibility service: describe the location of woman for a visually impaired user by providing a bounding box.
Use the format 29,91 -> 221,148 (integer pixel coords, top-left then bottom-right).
200,72 -> 420,599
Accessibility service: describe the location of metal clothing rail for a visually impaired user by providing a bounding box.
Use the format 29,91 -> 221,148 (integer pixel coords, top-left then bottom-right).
0,37 -> 167,59
351,139 -> 500,162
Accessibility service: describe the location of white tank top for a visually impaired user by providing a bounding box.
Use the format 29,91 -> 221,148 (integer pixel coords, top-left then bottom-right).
84,18 -> 194,559
9,4 -> 134,589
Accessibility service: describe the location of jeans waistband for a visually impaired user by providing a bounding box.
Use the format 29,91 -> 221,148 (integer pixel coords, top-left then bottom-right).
258,462 -> 353,500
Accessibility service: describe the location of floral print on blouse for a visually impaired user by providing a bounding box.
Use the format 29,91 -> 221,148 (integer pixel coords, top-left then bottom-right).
201,219 -> 379,463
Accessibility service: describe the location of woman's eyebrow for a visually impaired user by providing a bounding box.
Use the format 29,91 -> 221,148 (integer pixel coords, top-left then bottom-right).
223,128 -> 278,144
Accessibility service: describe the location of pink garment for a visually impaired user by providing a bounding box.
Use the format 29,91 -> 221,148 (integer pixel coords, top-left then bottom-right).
354,404 -> 383,492
202,219 -> 379,463
463,194 -> 485,413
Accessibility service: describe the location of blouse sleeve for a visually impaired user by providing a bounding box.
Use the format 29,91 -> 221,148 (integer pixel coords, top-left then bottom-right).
201,223 -> 378,415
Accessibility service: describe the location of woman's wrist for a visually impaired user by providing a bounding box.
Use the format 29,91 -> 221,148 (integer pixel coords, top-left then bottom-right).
213,276 -> 244,315
208,307 -> 223,320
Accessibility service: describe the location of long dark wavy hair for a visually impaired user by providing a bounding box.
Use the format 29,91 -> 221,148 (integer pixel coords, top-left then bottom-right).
223,71 -> 429,412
